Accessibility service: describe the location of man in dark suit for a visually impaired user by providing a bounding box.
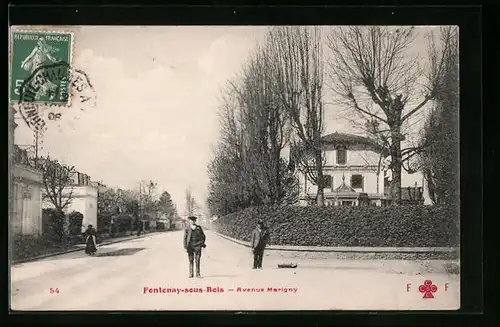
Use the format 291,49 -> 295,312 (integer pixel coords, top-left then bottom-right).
250,220 -> 269,269
183,216 -> 206,278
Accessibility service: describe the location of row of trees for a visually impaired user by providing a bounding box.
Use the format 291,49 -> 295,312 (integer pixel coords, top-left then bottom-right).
21,153 -> 181,236
207,26 -> 459,215
97,181 -> 180,232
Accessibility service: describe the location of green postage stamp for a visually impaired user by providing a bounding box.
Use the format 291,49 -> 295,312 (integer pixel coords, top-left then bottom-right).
10,30 -> 74,105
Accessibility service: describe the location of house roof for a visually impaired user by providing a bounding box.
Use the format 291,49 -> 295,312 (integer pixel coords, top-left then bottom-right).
290,132 -> 389,160
321,132 -> 388,155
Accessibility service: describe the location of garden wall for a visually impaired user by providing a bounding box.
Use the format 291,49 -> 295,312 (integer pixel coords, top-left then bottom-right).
212,205 -> 459,247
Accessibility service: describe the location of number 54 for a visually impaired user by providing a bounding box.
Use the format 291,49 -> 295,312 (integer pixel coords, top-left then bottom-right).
50,288 -> 59,294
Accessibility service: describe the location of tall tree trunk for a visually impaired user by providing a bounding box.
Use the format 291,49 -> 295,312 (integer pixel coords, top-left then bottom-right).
314,148 -> 325,206
390,126 -> 402,205
275,153 -> 282,202
376,152 -> 383,194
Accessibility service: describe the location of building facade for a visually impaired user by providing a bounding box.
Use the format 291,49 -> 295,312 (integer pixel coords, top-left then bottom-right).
12,147 -> 44,236
295,132 -> 428,206
10,105 -> 44,237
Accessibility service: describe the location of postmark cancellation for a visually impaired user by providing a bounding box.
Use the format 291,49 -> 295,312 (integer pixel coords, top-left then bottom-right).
10,29 -> 96,132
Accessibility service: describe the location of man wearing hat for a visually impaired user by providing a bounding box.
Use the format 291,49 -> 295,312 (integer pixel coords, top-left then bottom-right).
250,220 -> 270,269
183,216 -> 206,278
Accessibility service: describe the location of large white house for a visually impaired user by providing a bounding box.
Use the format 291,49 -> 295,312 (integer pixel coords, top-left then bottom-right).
294,132 -> 429,206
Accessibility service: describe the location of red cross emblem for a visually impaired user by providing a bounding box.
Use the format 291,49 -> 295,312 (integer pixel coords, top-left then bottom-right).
418,280 -> 438,298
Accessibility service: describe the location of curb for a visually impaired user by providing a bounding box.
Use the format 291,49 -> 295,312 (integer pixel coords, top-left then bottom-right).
214,232 -> 459,254
12,232 -> 165,265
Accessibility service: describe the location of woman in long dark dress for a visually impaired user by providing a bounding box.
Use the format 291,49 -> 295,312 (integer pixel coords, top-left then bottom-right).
84,225 -> 98,256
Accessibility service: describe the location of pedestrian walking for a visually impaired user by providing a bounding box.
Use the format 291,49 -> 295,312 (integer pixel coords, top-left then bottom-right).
250,221 -> 270,269
183,216 -> 206,278
83,224 -> 98,256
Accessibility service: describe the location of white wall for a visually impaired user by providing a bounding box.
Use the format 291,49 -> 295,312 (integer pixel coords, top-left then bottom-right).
43,185 -> 98,230
12,164 -> 43,236
298,146 -> 431,203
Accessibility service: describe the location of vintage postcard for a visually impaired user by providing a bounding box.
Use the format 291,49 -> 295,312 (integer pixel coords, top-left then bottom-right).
8,25 -> 460,311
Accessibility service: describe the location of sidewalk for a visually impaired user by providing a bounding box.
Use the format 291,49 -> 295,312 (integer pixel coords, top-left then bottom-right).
214,232 -> 460,260
212,231 -> 460,275
11,231 -> 165,264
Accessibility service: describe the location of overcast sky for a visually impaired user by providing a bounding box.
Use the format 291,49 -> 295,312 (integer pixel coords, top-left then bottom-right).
13,26 -> 442,215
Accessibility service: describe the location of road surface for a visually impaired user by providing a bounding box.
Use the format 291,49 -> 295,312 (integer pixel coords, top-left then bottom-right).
10,230 -> 460,311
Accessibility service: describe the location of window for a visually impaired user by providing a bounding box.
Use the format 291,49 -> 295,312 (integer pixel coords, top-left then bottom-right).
337,149 -> 347,165
351,174 -> 363,189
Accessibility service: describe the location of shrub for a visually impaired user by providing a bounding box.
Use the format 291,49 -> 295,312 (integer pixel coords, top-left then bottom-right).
12,234 -> 75,261
116,216 -> 133,232
42,208 -> 65,242
212,205 -> 459,247
68,211 -> 84,235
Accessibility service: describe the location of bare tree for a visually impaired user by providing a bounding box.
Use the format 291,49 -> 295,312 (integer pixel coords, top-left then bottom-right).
268,26 -> 326,206
185,187 -> 199,217
327,26 -> 455,204
38,156 -> 76,213
142,180 -> 159,220
233,43 -> 292,205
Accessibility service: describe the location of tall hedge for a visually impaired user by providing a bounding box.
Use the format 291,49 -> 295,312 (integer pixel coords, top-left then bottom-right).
212,205 -> 459,247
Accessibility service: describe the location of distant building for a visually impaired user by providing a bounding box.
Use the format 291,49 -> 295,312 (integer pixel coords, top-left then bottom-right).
91,180 -> 109,194
171,217 -> 186,230
293,132 -> 429,206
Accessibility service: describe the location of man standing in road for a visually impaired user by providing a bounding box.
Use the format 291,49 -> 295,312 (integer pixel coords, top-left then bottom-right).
251,220 -> 270,269
183,216 -> 206,278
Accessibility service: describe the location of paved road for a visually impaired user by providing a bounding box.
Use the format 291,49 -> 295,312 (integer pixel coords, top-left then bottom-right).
10,231 -> 460,311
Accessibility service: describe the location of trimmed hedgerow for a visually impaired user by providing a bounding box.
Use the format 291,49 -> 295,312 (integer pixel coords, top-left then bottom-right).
212,205 -> 459,247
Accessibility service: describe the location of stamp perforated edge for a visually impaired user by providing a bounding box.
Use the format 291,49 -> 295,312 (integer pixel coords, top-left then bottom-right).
9,28 -> 76,108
